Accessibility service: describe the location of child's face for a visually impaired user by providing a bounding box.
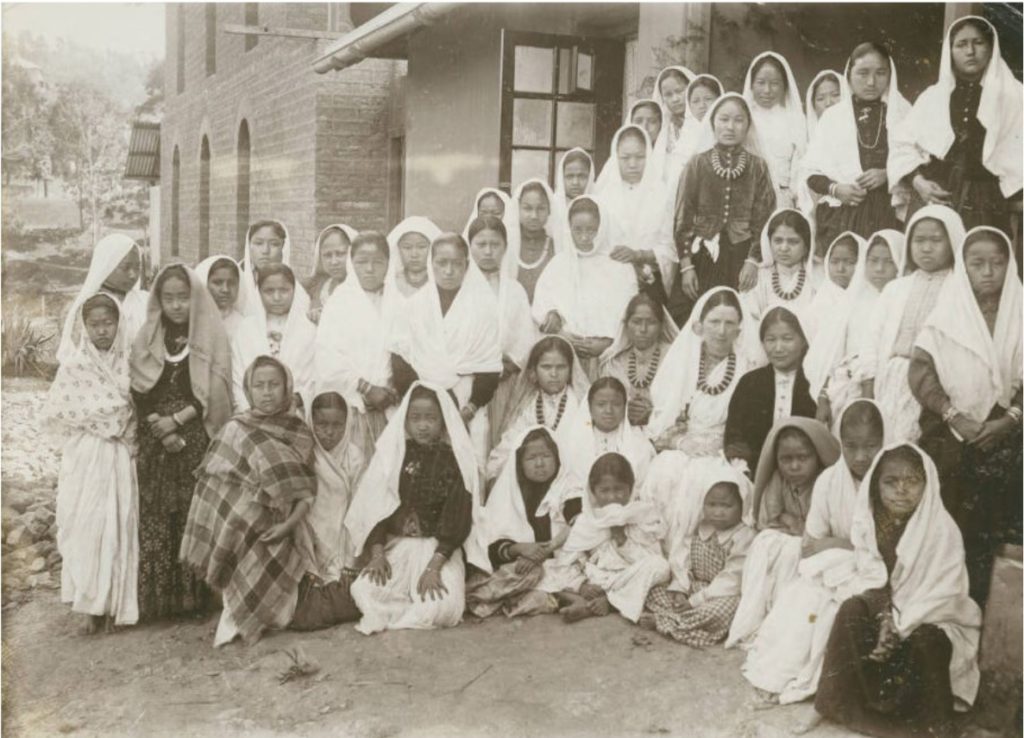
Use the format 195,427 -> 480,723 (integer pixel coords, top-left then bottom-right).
631,105 -> 661,148
405,396 -> 444,445
751,63 -> 785,108
532,349 -> 570,395
207,265 -> 239,312
627,303 -> 661,351
877,456 -> 925,518
83,305 -> 119,351
712,100 -> 750,147
909,219 -> 952,272
470,228 -> 507,274
250,226 -> 285,271
590,387 -> 625,433
319,231 -> 350,280
841,422 -> 884,481
352,245 -> 389,292
616,136 -> 647,185
260,274 -> 295,316
592,474 -> 632,508
312,405 -> 347,451
477,193 -> 505,220
776,432 -> 820,489
703,483 -> 743,531
432,242 -> 468,291
659,74 -> 687,118
569,211 -> 600,254
688,85 -> 718,121
964,238 -> 1009,300
762,319 -> 804,373
770,224 -> 807,269
562,160 -> 591,199
103,248 -> 141,294
865,241 -> 898,291
518,191 -> 550,235
250,365 -> 287,414
520,438 -> 558,484
398,232 -> 431,275
159,275 -> 191,325
848,52 -> 890,103
828,240 -> 859,288
812,77 -> 842,117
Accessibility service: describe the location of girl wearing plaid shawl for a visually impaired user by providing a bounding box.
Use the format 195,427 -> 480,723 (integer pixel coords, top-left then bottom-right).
181,356 -> 317,646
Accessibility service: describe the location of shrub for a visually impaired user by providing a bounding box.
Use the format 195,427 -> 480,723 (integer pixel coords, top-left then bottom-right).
1,317 -> 56,378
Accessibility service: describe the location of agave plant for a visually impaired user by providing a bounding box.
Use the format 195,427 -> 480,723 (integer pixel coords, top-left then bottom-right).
1,317 -> 55,377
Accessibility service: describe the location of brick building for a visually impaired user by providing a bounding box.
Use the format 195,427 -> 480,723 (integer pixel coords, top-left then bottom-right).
160,3 -> 403,272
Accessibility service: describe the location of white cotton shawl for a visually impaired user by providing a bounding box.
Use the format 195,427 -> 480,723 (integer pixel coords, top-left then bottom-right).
651,65 -> 698,183
505,178 -> 563,276
461,188 -> 512,242
239,220 -> 310,319
467,251 -> 535,370
343,380 -> 490,571
674,74 -> 724,177
553,148 -> 596,216
532,194 -> 638,340
194,255 -> 245,334
308,223 -> 359,281
745,208 -> 818,324
563,461 -> 663,552
385,216 -> 443,298
915,226 -> 1023,423
803,231 -> 866,343
626,98 -> 666,182
804,70 -> 850,140
888,15 -> 1023,199
57,234 -> 148,364
843,443 -> 982,705
743,53 -> 807,182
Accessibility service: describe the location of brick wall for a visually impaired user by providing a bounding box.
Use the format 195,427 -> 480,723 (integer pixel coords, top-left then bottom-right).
160,3 -> 401,274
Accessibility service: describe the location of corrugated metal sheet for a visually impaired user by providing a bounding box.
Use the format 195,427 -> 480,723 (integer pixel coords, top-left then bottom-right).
124,121 -> 161,181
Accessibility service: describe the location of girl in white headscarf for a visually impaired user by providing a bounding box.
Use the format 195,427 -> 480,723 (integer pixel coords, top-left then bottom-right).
385,216 -> 443,301
194,255 -> 244,335
305,223 -> 358,323
626,98 -> 665,183
803,231 -> 865,341
889,16 -> 1022,233
802,44 -> 911,257
673,74 -> 724,182
239,219 -> 308,320
552,149 -> 596,231
743,208 -> 818,326
796,69 -> 849,216
505,178 -> 562,303
461,187 -> 511,238
651,65 -> 697,194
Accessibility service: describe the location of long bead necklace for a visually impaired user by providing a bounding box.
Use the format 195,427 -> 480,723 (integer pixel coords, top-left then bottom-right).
535,390 -> 568,429
856,105 -> 885,150
710,148 -> 748,180
519,236 -> 551,270
771,267 -> 806,300
696,349 -> 736,396
627,344 -> 661,390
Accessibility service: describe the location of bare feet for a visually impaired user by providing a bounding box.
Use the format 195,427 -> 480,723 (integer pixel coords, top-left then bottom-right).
791,705 -> 825,734
103,615 -> 117,634
78,614 -> 103,636
637,613 -> 657,631
586,594 -> 610,617
751,688 -> 779,711
579,582 -> 604,601
553,590 -> 584,609
561,601 -> 594,623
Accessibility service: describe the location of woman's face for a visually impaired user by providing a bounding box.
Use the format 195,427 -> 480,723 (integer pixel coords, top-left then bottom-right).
520,438 -> 558,484
631,105 -> 662,148
562,159 -> 591,199
319,231 -> 350,281
703,483 -> 743,531
626,303 -> 661,352
352,245 -> 388,292
848,52 -> 891,102
909,219 -> 953,272
762,318 -> 805,373
477,193 -> 505,220
533,348 -> 570,395
405,396 -> 444,445
250,365 -> 288,415
312,405 -> 347,452
518,190 -> 550,235
250,226 -> 285,271
590,387 -> 626,433
951,23 -> 992,80
812,77 -> 842,117
865,241 -> 898,291
770,224 -> 807,269
877,455 -> 925,518
751,62 -> 785,108
828,241 -> 859,288
964,238 -> 1009,300
696,304 -> 741,358
259,274 -> 295,316
616,135 -> 647,186
397,232 -> 431,275
569,211 -> 600,254
103,248 -> 141,294
712,100 -> 750,147
659,74 -> 687,118
776,433 -> 819,489
469,227 -> 507,274
591,474 -> 631,508
688,84 -> 719,122
159,274 -> 191,325
207,265 -> 239,312
432,241 -> 468,292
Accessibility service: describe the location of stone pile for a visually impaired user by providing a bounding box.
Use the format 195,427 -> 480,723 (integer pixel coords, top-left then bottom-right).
2,482 -> 61,600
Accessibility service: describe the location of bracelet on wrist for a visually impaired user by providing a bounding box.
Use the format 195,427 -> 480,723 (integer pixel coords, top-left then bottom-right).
679,264 -> 695,275
1006,406 -> 1022,423
941,406 -> 960,424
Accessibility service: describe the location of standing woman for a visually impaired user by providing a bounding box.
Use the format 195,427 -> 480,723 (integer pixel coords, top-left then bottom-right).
650,65 -> 697,193
305,224 -> 358,323
802,43 -> 911,256
462,187 -> 511,237
743,52 -> 807,209
911,226 -> 1022,604
797,70 -> 848,217
130,264 -> 232,620
552,149 -> 596,228
239,220 -> 307,319
505,178 -> 561,303
889,16 -> 1022,242
195,256 -> 244,335
627,99 -> 665,182
673,74 -> 724,181
386,216 -> 443,302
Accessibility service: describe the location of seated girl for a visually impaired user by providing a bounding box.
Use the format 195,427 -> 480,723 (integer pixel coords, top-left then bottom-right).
743,209 -> 817,325
800,444 -> 981,738
552,453 -> 670,623
741,400 -> 887,706
804,231 -> 862,339
726,417 -> 840,649
239,219 -> 309,319
195,255 -> 244,334
305,224 -> 357,323
180,356 -> 317,646
725,307 -> 816,473
46,293 -> 139,633
504,179 -> 561,303
640,461 -> 756,647
533,195 -> 638,381
467,426 -> 582,617
486,335 -> 590,480
598,292 -> 678,430
345,383 -> 488,634
232,263 -> 316,410
386,216 -> 443,302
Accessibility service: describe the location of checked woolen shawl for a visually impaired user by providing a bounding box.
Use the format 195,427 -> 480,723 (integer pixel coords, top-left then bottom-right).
180,410 -> 316,643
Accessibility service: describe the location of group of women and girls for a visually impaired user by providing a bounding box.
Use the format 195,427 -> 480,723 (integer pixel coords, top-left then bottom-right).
44,16 -> 1021,737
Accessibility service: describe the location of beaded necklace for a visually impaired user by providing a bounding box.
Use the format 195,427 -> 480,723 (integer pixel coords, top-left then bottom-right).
627,344 -> 661,390
535,390 -> 568,430
710,148 -> 748,180
771,267 -> 806,300
519,236 -> 551,270
855,103 -> 885,150
696,349 -> 736,396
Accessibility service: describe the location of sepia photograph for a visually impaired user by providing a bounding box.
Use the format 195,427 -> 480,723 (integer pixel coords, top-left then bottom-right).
0,1 -> 1021,735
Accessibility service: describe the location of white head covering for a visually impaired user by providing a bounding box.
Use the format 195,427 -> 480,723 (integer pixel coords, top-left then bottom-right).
343,380 -> 489,571
553,148 -> 596,207
595,123 -> 655,195
625,98 -> 666,181
743,52 -> 807,190
675,73 -> 724,166
57,234 -> 145,364
385,216 -> 443,293
308,223 -> 359,280
694,92 -> 770,159
461,187 -> 512,242
650,64 -> 697,154
846,443 -> 981,705
743,51 -> 806,133
598,293 -> 680,370
803,230 -> 866,342
194,254 -> 242,319
804,69 -> 850,139
889,15 -> 1022,198
504,178 -> 562,275
915,226 -> 1022,423
904,204 -> 967,273
240,219 -> 306,318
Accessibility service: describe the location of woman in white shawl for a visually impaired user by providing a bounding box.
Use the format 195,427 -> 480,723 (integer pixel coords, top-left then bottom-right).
888,16 -> 1022,234
802,231 -> 865,342
45,292 -> 139,631
315,231 -> 401,453
505,178 -> 562,303
533,194 -> 638,381
802,43 -> 911,257
743,52 -> 806,209
386,215 -> 443,301
626,98 -> 665,182
801,444 -> 981,738
461,187 -> 511,239
305,223 -> 358,323
911,226 -> 1022,604
796,69 -> 849,216
390,232 -> 503,466
345,382 -> 489,634
743,208 -> 818,325
650,65 -> 697,195
239,219 -> 309,320
194,255 -> 244,335
594,124 -> 677,297
57,234 -> 148,365
552,148 -> 597,234
671,73 -> 724,183
860,205 -> 966,442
